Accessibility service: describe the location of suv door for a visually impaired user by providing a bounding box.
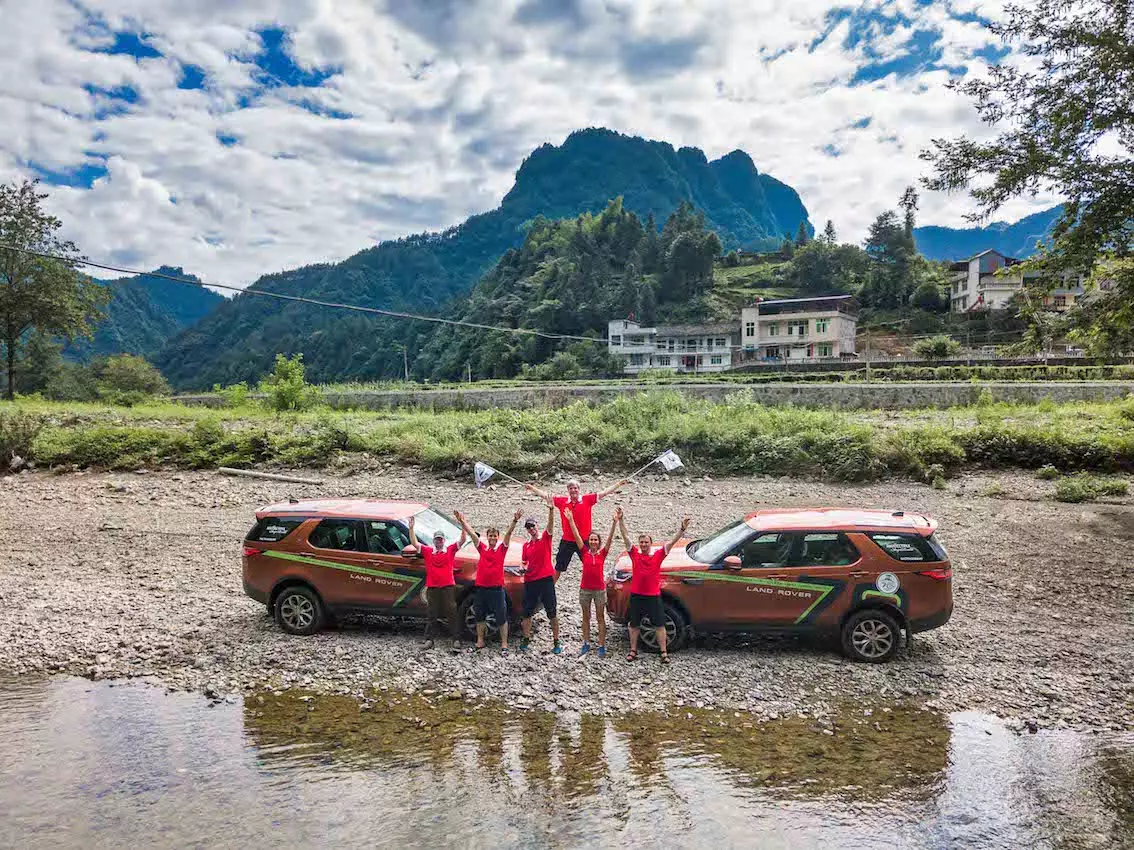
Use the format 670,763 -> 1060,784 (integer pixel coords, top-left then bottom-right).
360,519 -> 427,613
304,518 -> 404,610
760,531 -> 860,627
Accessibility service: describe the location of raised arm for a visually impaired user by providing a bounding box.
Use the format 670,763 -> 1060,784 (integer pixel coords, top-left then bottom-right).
617,509 -> 632,552
544,500 -> 555,537
524,481 -> 551,502
597,477 -> 629,501
502,509 -> 521,548
406,515 -> 422,553
604,510 -> 619,553
456,528 -> 467,549
664,516 -> 691,555
453,510 -> 480,546
564,505 -> 582,546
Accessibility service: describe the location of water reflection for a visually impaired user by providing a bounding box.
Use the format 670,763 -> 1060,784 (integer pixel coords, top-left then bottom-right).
0,677 -> 1130,850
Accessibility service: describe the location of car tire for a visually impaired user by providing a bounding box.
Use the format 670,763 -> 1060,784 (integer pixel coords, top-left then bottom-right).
457,593 -> 511,641
841,609 -> 901,663
638,600 -> 689,653
274,585 -> 324,636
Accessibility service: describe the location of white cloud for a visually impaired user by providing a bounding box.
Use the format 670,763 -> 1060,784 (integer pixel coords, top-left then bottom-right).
0,0 -> 1060,291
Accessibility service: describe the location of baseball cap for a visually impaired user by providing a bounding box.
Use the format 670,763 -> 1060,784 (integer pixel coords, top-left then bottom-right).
524,516 -> 538,528
432,530 -> 446,542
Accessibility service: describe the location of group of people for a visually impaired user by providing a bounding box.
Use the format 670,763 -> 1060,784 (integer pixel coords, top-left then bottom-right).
406,478 -> 690,664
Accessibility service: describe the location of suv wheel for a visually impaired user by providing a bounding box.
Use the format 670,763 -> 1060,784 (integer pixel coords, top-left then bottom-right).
274,585 -> 324,636
457,593 -> 509,641
841,609 -> 900,663
638,600 -> 689,653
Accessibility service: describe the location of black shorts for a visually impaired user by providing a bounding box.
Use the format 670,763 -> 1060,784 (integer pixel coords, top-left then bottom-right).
522,576 -> 558,619
474,586 -> 507,624
628,593 -> 664,629
555,540 -> 581,573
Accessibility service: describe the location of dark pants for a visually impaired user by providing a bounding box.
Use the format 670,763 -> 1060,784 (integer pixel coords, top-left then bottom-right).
522,576 -> 558,619
425,585 -> 458,639
555,539 -> 581,573
474,586 -> 507,624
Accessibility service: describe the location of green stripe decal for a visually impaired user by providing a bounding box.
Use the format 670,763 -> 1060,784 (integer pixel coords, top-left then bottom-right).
393,579 -> 425,608
668,571 -> 836,625
862,590 -> 902,607
264,550 -> 418,584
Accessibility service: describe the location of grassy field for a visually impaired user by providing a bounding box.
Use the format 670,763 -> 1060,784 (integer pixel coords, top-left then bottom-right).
4,392 -> 1134,487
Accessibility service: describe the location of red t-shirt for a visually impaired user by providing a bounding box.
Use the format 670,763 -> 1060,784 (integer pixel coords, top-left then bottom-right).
554,492 -> 598,544
421,543 -> 458,589
522,531 -> 554,582
580,547 -> 608,591
629,547 -> 666,596
475,541 -> 507,587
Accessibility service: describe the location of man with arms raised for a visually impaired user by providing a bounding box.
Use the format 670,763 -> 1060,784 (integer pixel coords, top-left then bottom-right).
454,509 -> 519,654
518,498 -> 560,654
525,477 -> 628,573
617,510 -> 690,665
406,514 -> 465,652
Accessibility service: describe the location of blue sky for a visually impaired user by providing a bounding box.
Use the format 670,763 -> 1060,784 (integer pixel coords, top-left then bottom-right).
1,0 -> 1056,288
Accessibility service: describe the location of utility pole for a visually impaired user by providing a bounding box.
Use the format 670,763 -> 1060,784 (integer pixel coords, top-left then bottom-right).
466,362 -> 472,383
401,345 -> 409,381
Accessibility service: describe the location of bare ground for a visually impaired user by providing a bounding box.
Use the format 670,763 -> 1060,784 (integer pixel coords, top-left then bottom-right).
0,467 -> 1131,730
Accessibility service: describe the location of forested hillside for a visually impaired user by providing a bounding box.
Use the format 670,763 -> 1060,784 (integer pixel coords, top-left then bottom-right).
913,205 -> 1062,261
65,268 -> 222,361
156,128 -> 813,389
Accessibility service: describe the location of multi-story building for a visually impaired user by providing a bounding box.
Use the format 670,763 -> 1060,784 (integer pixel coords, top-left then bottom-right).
949,249 -> 1084,313
606,320 -> 740,374
608,295 -> 857,373
739,295 -> 858,362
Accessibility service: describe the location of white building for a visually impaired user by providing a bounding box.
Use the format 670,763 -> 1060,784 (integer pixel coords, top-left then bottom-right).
949,250 -> 1084,313
607,320 -> 740,374
738,295 -> 858,363
608,295 -> 858,373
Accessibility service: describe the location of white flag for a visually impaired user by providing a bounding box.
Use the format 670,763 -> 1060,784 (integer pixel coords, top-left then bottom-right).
474,461 -> 497,488
658,449 -> 684,471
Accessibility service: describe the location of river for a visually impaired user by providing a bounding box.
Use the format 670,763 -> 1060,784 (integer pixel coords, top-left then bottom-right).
0,677 -> 1129,849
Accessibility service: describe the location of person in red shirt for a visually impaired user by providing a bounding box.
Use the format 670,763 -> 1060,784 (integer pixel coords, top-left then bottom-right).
524,477 -> 628,573
518,499 -> 559,654
455,509 -> 519,653
617,510 -> 690,665
566,505 -> 619,658
407,514 -> 466,651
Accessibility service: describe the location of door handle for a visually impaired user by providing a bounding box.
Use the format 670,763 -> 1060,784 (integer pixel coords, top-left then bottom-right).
849,571 -> 869,578
681,577 -> 704,585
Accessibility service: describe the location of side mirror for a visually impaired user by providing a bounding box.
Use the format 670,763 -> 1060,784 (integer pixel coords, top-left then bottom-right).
724,555 -> 742,570
401,545 -> 418,558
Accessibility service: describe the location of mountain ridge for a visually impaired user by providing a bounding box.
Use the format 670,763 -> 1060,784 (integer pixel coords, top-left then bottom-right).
913,205 -> 1063,261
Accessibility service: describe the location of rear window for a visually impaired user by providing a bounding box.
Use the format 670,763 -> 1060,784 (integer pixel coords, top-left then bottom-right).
867,532 -> 946,563
246,517 -> 306,543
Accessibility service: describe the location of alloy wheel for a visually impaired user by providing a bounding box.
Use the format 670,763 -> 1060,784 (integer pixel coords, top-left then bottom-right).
851,617 -> 894,659
280,593 -> 315,631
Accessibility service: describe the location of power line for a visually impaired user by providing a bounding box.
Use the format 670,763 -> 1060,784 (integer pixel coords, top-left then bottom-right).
0,244 -> 607,345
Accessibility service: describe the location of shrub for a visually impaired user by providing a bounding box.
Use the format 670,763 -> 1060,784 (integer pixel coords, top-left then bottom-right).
1054,474 -> 1130,503
981,482 -> 1005,497
96,355 -> 170,405
212,381 -> 251,408
913,335 -> 962,360
976,388 -> 995,407
1035,464 -> 1061,480
0,410 -> 43,467
259,354 -> 322,412
931,475 -> 947,490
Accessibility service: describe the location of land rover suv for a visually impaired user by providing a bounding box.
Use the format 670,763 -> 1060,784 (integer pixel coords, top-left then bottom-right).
606,508 -> 952,662
242,499 -> 533,638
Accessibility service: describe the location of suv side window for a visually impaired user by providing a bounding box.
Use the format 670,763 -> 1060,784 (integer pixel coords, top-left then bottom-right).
867,533 -> 942,563
363,520 -> 412,555
789,532 -> 859,567
246,517 -> 306,543
739,533 -> 793,569
309,519 -> 365,552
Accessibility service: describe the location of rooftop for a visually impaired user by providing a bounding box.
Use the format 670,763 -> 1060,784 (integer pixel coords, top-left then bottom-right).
743,507 -> 936,535
256,499 -> 428,519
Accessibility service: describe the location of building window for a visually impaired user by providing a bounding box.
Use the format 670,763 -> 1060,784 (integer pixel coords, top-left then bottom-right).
715,338 -> 727,348
707,338 -> 714,351
745,321 -> 755,337
711,355 -> 722,365
656,356 -> 671,366
628,354 -> 644,365
788,320 -> 808,337
610,335 -> 621,346
768,323 -> 779,337
807,344 -> 814,358
818,344 -> 833,357
668,339 -> 675,351
1054,295 -> 1067,308
815,319 -> 829,334
765,346 -> 780,359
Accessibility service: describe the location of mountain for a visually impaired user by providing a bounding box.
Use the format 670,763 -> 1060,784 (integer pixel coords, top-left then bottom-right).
913,205 -> 1063,261
66,267 -> 224,361
156,128 -> 812,389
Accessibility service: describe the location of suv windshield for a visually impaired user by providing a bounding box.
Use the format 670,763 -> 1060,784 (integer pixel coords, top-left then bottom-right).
411,507 -> 465,548
687,520 -> 753,564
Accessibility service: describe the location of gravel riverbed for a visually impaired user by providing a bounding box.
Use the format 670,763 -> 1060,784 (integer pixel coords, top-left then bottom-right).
1,467 -> 1131,731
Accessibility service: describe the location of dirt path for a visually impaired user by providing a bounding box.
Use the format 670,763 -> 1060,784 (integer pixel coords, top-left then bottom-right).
0,468 -> 1130,730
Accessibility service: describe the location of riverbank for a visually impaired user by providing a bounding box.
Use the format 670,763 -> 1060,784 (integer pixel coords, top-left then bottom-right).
1,468 -> 1131,731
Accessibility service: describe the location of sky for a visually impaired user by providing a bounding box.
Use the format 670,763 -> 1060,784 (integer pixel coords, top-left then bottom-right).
1,0 -> 1061,290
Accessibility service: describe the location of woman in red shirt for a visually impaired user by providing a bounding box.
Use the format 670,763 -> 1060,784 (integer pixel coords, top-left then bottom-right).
455,509 -> 519,653
565,505 -> 619,658
407,514 -> 466,651
617,510 -> 690,664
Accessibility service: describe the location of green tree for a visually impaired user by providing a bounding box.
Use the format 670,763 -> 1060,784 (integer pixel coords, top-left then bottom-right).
19,329 -> 62,394
0,180 -> 109,399
921,0 -> 1133,350
861,210 -> 916,308
259,353 -> 321,412
795,221 -> 810,247
724,250 -> 740,267
822,220 -> 837,245
899,186 -> 919,237
96,354 -> 170,404
913,335 -> 962,359
787,241 -> 871,294
780,233 -> 794,258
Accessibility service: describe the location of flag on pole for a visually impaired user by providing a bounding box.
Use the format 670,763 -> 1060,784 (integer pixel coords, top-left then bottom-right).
474,462 -> 497,488
657,449 -> 684,472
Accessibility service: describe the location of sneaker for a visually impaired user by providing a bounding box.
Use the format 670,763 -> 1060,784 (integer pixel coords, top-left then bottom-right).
501,647 -> 509,656
597,645 -> 607,659
450,640 -> 462,653
578,642 -> 591,657
518,639 -> 531,653
552,641 -> 563,655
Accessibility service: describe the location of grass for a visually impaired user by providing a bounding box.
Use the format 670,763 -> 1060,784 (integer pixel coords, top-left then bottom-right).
1053,474 -> 1130,503
5,393 -> 1134,484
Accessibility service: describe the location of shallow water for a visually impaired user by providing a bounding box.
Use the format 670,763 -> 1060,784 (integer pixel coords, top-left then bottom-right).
0,677 -> 1130,849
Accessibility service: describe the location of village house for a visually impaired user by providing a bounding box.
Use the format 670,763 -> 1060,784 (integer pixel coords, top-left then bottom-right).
948,249 -> 1085,313
606,320 -> 740,374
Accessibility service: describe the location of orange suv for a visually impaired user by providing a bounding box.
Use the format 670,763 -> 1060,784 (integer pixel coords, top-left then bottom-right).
241,499 -> 533,638
606,508 -> 952,662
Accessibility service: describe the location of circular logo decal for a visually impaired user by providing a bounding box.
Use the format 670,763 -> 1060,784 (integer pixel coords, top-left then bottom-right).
876,572 -> 900,595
